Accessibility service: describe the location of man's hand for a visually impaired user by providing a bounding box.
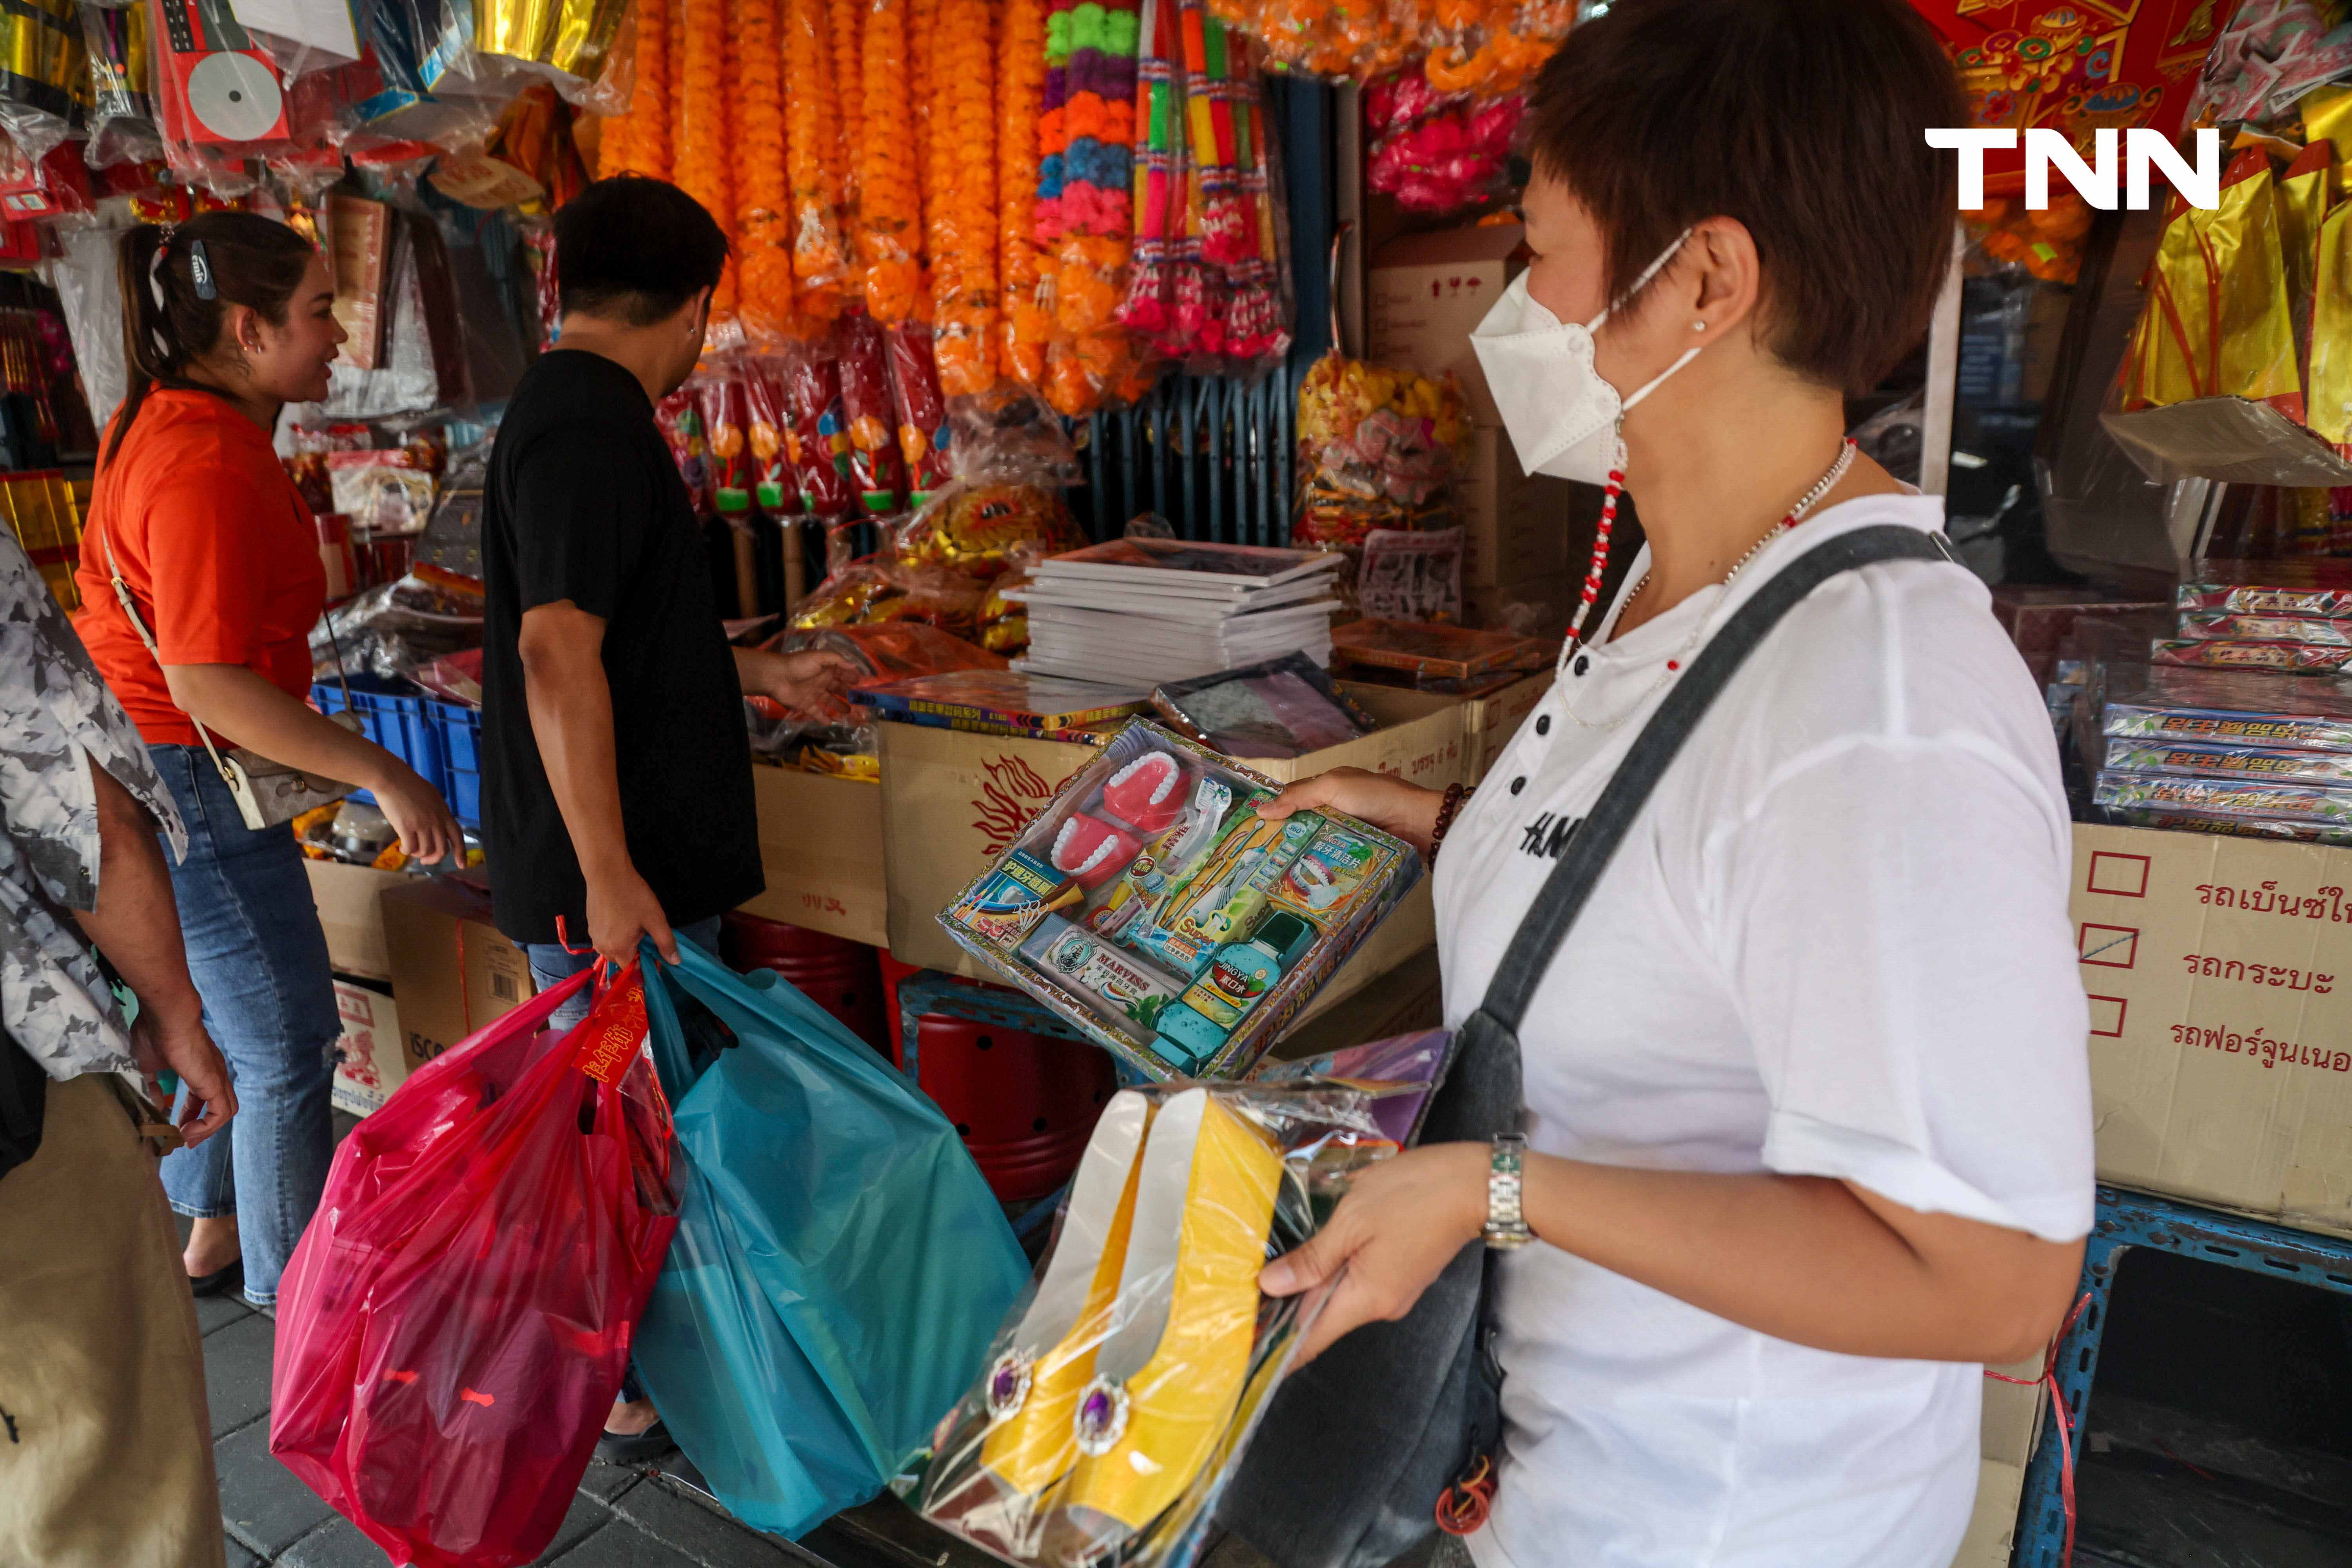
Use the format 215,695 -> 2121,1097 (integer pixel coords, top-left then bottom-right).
735,647 -> 857,719
586,864 -> 678,967
130,1004 -> 236,1148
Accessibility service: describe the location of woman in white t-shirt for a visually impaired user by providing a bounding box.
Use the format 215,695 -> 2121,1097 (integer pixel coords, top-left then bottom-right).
1256,2 -> 2095,1563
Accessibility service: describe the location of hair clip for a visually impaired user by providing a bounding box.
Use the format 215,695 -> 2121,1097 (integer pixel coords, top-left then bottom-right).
189,238 -> 217,301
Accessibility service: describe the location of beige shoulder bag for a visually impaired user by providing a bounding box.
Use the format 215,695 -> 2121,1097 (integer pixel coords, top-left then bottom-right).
96,518 -> 364,832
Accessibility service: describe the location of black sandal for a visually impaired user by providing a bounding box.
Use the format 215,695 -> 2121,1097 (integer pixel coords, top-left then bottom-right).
189,1259 -> 243,1299
595,1420 -> 678,1466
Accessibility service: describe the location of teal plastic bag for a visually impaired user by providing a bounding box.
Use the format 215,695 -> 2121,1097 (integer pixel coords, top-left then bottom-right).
633,943 -> 1029,1536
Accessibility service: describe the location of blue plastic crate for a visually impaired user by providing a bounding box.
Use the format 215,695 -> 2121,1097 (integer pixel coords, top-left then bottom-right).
313,676 -> 451,809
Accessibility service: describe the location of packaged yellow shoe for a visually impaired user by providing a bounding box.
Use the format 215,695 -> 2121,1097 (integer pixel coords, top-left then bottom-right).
920,1091 -> 1153,1552
1042,1087 -> 1282,1561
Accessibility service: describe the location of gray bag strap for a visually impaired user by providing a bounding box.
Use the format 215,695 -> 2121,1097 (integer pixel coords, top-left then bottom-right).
1468,523 -> 1958,1038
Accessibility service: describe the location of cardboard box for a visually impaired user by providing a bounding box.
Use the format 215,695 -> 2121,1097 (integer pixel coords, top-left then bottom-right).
329,978 -> 407,1118
739,763 -> 889,948
1368,222 -> 1525,427
2069,822 -> 2352,1239
880,708 -> 1465,975
1461,427 -> 1573,588
1951,1361 -> 2046,1568
381,879 -> 537,1068
303,858 -> 409,982
1341,676 -> 1552,788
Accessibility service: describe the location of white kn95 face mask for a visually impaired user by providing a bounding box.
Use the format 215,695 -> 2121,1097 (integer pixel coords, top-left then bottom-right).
1469,228 -> 1699,486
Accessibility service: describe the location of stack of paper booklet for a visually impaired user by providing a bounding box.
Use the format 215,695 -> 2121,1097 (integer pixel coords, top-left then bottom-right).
1007,539 -> 1346,685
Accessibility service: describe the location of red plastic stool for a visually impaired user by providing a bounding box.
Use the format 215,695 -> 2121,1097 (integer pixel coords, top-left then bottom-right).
721,912 -> 887,1053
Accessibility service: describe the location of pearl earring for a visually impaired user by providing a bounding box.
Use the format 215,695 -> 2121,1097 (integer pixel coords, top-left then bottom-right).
1691,320 -> 1707,332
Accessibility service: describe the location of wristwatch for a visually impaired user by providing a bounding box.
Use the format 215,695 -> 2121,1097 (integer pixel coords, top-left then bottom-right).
1482,1134 -> 1534,1250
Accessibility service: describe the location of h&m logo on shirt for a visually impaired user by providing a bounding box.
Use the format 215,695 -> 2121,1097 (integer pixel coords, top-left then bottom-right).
1520,813 -> 1582,861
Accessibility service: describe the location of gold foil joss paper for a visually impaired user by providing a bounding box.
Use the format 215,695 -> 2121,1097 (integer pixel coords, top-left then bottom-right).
0,0 -> 85,132
475,0 -> 629,89
2126,147 -> 2303,416
2308,200 -> 2352,443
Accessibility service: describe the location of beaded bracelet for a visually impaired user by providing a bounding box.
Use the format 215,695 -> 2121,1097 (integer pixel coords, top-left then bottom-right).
1428,781 -> 1470,866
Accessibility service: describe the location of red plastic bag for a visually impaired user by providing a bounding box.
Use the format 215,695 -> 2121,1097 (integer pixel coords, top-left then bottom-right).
271,966 -> 679,1568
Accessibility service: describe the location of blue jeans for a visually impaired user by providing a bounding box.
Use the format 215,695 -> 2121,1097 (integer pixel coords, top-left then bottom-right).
150,745 -> 341,1307
523,916 -> 725,1033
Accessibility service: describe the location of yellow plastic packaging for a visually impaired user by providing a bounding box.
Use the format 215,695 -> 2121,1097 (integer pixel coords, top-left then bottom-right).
2126,147 -> 2302,415
2307,200 -> 2352,443
913,1080 -> 1388,1567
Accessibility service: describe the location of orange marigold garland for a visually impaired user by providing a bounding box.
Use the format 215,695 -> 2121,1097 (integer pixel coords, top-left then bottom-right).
908,0 -> 938,274
784,0 -> 849,323
678,0 -> 734,314
931,0 -> 997,394
830,0 -> 866,219
860,0 -> 923,323
735,0 -> 794,338
669,0 -> 688,182
997,0 -> 1047,387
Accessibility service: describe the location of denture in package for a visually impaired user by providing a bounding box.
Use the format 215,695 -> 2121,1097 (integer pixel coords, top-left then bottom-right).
939,719 -> 1421,1080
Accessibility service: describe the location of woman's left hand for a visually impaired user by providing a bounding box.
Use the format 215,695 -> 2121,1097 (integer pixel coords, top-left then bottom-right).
1261,1140 -> 1492,1365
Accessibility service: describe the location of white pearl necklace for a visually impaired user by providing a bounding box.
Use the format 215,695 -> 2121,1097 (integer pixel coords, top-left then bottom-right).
1562,438 -> 1859,733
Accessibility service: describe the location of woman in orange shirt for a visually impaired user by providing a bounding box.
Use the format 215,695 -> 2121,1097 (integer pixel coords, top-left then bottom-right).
74,212 -> 460,1308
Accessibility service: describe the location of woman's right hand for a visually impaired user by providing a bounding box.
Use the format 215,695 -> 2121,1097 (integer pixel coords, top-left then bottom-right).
1257,767 -> 1447,857
368,760 -> 463,865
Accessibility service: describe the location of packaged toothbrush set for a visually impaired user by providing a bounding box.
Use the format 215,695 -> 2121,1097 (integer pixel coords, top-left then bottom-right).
937,720 -> 1423,1080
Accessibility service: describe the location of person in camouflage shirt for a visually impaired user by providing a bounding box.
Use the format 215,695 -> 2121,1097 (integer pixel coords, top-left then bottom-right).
0,525 -> 239,1568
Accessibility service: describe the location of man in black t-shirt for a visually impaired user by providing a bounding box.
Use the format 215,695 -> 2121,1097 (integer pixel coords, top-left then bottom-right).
481,177 -> 848,1459
482,176 -> 848,994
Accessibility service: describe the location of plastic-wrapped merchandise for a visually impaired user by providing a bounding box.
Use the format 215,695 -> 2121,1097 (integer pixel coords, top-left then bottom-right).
2092,770 -> 2352,830
833,307 -> 909,512
997,0 -> 1049,387
859,0 -> 923,325
655,386 -> 714,515
2151,638 -> 2352,675
2175,610 -> 2352,646
914,1079 -> 1386,1567
732,0 -> 793,338
1292,351 -> 1469,554
328,450 -> 437,536
938,719 -> 1423,1080
2178,564 -> 2352,617
2101,737 -> 2352,787
886,320 -> 955,499
2101,665 -> 2352,752
738,358 -> 801,516
82,1 -> 163,167
0,0 -> 85,165
779,348 -> 857,518
783,0 -> 849,318
698,370 -> 755,517
2103,805 -> 2352,848
895,481 -> 1085,579
788,554 -> 989,641
1150,650 -> 1373,759
471,0 -> 631,103
316,566 -> 485,681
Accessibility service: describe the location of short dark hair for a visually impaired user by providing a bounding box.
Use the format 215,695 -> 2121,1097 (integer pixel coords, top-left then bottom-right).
1523,0 -> 1965,394
554,176 -> 730,326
